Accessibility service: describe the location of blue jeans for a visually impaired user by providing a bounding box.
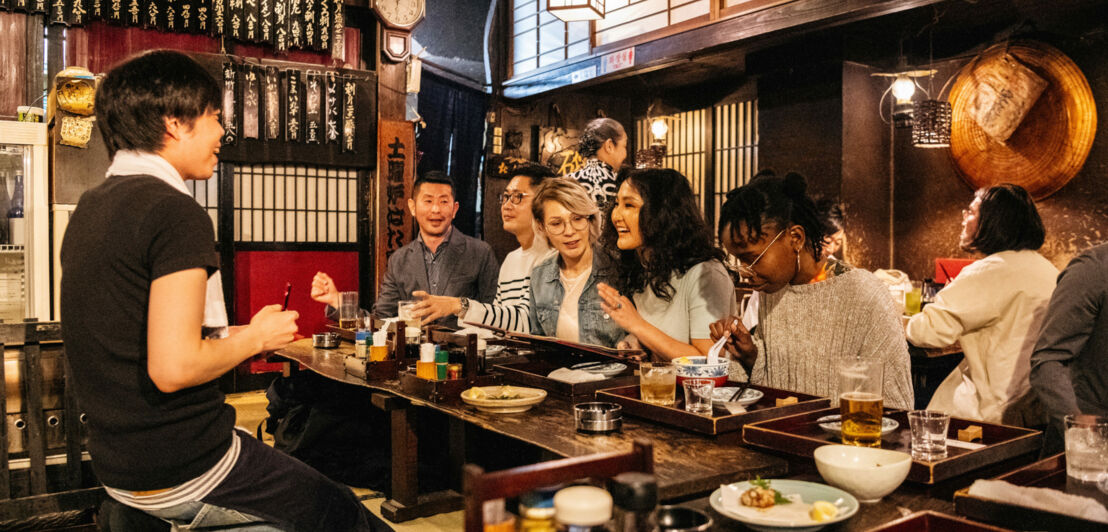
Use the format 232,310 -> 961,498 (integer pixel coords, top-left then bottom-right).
145,501 -> 284,531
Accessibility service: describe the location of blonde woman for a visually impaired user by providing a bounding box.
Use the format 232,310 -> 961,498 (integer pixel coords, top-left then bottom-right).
528,179 -> 625,347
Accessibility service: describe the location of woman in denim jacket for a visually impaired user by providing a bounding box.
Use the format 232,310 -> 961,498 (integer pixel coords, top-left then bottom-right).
527,179 -> 625,347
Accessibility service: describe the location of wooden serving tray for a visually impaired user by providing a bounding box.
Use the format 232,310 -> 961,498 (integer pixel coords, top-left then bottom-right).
867,510 -> 1013,531
595,383 -> 829,435
493,357 -> 638,402
742,408 -> 1042,484
398,370 -> 500,404
953,454 -> 1108,531
344,356 -> 401,381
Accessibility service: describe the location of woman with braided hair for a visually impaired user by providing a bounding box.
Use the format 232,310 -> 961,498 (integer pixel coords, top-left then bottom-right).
564,117 -> 628,210
708,172 -> 914,409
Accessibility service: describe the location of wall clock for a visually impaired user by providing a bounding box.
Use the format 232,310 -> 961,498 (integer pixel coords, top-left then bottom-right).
373,0 -> 425,30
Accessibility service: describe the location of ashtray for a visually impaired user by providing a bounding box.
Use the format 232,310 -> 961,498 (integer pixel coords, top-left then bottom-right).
575,402 -> 622,433
313,332 -> 341,349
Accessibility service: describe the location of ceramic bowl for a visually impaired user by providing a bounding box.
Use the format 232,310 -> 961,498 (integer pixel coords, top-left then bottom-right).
673,356 -> 730,387
655,505 -> 713,531
460,386 -> 546,414
813,445 -> 912,503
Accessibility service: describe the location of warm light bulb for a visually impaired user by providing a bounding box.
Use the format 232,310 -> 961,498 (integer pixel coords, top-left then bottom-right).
891,75 -> 916,102
651,118 -> 668,140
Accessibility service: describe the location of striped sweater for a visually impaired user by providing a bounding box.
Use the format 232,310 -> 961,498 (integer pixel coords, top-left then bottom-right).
461,237 -> 555,332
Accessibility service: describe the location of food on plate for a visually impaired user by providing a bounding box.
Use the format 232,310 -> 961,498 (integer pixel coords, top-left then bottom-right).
740,478 -> 791,509
809,500 -> 839,522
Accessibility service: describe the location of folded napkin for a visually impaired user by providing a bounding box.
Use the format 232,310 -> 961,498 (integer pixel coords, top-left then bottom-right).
456,326 -> 496,339
967,479 -> 1108,524
547,368 -> 606,384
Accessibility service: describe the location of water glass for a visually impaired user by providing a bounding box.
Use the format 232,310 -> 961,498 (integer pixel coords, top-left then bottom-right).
1065,414 -> 1108,484
908,410 -> 950,460
839,358 -> 884,447
639,362 -> 676,406
338,291 -> 359,329
398,299 -> 419,328
683,379 -> 714,414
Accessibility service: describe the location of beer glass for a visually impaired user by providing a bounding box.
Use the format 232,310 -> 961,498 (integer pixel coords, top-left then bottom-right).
839,358 -> 884,447
338,292 -> 359,329
397,300 -> 420,328
640,362 -> 676,406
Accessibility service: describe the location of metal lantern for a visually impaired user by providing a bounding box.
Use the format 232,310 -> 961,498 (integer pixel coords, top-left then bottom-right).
547,0 -> 604,22
912,99 -> 952,148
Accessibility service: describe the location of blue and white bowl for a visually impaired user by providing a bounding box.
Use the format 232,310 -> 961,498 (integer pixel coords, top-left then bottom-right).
673,356 -> 730,386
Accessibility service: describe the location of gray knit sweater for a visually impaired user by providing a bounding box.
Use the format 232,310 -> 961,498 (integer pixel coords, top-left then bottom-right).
745,267 -> 914,410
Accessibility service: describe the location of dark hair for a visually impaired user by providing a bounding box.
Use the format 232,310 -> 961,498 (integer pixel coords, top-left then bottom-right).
967,184 -> 1045,255
718,172 -> 826,262
510,162 -> 556,188
413,170 -> 455,198
95,50 -> 221,158
601,168 -> 725,301
815,199 -> 845,233
577,118 -> 626,158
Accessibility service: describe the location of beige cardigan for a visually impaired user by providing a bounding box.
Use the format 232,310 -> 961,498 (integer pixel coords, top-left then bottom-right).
907,250 -> 1057,425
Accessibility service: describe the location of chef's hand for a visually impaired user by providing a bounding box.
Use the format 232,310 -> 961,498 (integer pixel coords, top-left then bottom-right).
709,316 -> 757,369
249,304 -> 299,352
310,272 -> 339,308
597,282 -> 642,331
411,291 -> 462,325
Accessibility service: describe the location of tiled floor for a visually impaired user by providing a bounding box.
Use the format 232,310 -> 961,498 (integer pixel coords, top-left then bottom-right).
225,390 -> 464,531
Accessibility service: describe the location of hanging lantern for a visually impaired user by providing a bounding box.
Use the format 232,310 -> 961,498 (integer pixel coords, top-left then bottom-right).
912,99 -> 952,148
547,0 -> 604,22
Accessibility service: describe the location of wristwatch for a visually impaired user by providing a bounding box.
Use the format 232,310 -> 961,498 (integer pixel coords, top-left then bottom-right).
456,297 -> 470,318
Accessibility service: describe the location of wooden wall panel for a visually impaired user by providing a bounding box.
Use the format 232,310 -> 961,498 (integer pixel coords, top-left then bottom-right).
0,12 -> 28,120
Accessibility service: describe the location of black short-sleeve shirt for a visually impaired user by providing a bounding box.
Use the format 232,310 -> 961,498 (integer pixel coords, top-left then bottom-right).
60,174 -> 228,491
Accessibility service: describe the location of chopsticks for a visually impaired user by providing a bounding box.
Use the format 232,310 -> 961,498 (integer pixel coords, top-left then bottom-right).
281,282 -> 292,311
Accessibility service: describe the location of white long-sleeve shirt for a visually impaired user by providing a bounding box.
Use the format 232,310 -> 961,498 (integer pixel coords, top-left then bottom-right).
461,237 -> 555,332
907,250 -> 1058,425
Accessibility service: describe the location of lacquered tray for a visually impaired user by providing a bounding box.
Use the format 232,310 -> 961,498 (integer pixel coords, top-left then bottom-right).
595,383 -> 829,435
868,510 -> 1013,531
954,454 -> 1108,530
742,407 -> 1041,484
493,357 -> 638,402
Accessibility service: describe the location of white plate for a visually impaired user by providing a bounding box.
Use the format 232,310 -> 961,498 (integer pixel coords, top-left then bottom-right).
460,386 -> 547,413
710,479 -> 859,532
711,387 -> 764,406
570,361 -> 628,377
816,415 -> 899,437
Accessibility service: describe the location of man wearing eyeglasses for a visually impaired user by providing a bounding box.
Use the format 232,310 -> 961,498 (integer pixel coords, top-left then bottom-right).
312,171 -> 499,327
409,164 -> 557,330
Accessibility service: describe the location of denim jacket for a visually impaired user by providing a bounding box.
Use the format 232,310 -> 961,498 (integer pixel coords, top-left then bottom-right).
528,251 -> 625,348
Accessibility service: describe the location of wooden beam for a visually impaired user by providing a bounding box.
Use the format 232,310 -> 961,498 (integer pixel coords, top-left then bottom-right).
502,0 -> 945,99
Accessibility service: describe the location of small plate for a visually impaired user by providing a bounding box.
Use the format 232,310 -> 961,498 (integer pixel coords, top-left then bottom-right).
712,387 -> 764,407
570,361 -> 628,377
710,479 -> 859,532
816,415 -> 899,437
460,386 -> 547,414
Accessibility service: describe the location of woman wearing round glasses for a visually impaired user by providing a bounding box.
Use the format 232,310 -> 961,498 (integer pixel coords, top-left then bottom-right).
527,178 -> 624,346
596,168 -> 735,360
708,172 -> 913,409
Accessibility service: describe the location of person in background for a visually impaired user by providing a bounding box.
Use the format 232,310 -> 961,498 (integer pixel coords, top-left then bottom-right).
564,117 -> 628,210
597,168 -> 734,359
61,50 -> 378,531
410,163 -> 557,331
1030,242 -> 1108,454
528,178 -> 624,347
907,184 -> 1056,426
816,199 -> 845,261
312,171 -> 499,327
709,172 -> 913,409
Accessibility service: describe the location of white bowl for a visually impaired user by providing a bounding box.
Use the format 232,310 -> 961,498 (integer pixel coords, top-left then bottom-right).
460,386 -> 546,413
813,445 -> 911,503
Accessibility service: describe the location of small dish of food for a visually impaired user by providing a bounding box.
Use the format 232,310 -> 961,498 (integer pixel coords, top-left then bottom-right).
711,387 -> 764,407
711,478 -> 858,532
460,385 -> 547,414
815,414 -> 899,437
570,361 -> 628,378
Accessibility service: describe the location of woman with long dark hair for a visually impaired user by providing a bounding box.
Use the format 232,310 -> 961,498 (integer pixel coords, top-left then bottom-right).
907,183 -> 1057,425
708,172 -> 914,409
563,118 -> 627,210
596,168 -> 734,360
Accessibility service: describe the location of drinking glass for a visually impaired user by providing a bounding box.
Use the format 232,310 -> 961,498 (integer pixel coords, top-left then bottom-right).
905,281 -> 922,316
908,410 -> 950,460
683,379 -> 714,414
398,299 -> 419,328
839,358 -> 884,447
639,362 -> 676,406
1065,415 -> 1108,484
338,291 -> 359,329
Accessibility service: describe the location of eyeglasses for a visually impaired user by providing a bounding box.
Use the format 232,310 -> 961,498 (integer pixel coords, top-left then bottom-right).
544,214 -> 591,236
737,229 -> 786,279
499,192 -> 530,205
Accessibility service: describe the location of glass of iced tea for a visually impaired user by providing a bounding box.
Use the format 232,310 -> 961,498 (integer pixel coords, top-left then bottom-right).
839,357 -> 884,447
639,362 -> 676,406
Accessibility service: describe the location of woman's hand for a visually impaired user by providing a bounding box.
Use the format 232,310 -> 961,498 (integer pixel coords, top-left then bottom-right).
310,272 -> 340,308
597,282 -> 643,332
709,316 -> 757,369
411,291 -> 462,325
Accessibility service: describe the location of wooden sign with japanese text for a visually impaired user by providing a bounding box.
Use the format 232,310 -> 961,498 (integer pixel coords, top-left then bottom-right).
376,120 -> 415,292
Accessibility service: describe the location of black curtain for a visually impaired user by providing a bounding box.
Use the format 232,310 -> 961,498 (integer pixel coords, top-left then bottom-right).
416,73 -> 489,238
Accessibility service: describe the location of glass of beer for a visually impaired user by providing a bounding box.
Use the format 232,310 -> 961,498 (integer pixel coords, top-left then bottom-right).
839,357 -> 884,447
398,300 -> 420,329
338,291 -> 359,329
639,362 -> 676,406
